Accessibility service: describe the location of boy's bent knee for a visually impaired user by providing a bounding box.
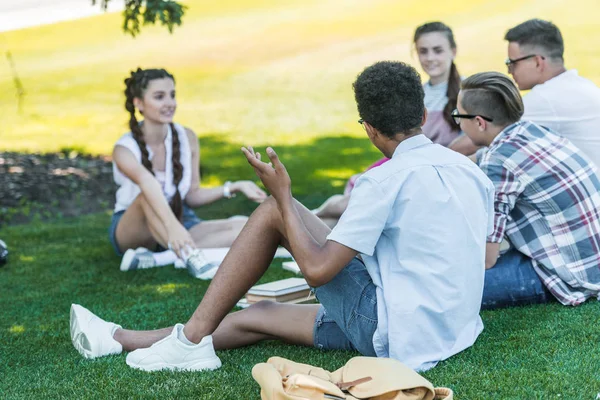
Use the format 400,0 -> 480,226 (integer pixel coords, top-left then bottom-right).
253,197 -> 283,224
248,300 -> 279,312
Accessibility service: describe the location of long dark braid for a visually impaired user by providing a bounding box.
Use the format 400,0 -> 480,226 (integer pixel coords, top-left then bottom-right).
169,122 -> 183,221
414,22 -> 461,131
123,68 -> 183,220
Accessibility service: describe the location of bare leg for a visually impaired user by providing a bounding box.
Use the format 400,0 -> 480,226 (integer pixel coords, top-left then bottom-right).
189,218 -> 248,248
115,193 -> 173,252
320,218 -> 339,229
112,196 -> 331,349
115,327 -> 173,352
115,302 -> 320,352
212,302 -> 320,349
184,196 -> 330,342
313,194 -> 349,219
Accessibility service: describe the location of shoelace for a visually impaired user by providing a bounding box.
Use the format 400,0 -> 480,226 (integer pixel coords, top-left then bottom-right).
186,250 -> 210,269
186,250 -> 219,278
137,254 -> 156,269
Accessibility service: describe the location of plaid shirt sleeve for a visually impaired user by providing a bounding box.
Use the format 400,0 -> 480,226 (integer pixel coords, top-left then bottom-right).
480,161 -> 524,243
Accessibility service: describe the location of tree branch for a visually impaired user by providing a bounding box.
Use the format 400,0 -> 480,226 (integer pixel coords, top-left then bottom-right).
92,0 -> 186,37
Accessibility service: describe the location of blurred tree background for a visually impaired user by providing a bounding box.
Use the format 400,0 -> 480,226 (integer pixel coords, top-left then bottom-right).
93,0 -> 186,36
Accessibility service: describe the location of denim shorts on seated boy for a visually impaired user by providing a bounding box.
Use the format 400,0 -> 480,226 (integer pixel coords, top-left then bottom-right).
314,130 -> 494,371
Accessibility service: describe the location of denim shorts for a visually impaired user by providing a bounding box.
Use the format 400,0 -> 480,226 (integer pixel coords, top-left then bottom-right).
313,258 -> 378,356
481,248 -> 554,310
108,205 -> 202,256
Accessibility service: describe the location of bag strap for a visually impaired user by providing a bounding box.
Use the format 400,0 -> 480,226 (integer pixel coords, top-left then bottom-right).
336,376 -> 373,391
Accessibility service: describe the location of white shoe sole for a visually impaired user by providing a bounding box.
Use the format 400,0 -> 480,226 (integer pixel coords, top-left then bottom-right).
70,304 -> 95,359
126,356 -> 222,372
119,249 -> 137,272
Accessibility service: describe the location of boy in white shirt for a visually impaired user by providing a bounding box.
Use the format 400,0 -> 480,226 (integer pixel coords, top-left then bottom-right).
452,19 -> 600,166
504,18 -> 600,167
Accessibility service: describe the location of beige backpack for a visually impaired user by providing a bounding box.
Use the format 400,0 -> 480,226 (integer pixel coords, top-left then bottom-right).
252,356 -> 453,400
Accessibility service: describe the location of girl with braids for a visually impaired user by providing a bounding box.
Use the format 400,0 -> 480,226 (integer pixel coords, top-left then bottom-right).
110,68 -> 267,276
315,22 -> 477,226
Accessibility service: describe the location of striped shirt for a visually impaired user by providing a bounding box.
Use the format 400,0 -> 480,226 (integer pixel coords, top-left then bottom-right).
480,121 -> 600,305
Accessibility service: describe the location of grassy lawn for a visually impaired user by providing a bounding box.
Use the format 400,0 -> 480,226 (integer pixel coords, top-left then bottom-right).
1,0 -> 600,398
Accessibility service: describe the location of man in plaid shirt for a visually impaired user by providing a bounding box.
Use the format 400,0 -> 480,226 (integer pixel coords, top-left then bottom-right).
454,71 -> 600,307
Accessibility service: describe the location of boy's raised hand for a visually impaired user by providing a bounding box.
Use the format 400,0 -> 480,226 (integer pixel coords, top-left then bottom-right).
241,146 -> 291,202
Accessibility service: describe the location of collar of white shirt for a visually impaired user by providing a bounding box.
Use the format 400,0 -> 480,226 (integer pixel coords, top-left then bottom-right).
392,134 -> 432,158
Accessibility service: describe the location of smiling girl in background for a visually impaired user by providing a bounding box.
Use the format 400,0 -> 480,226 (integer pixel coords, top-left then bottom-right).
315,22 -> 476,225
415,22 -> 467,149
110,68 -> 266,276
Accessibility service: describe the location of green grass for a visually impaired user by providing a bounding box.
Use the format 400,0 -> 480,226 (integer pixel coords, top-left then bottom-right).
2,134 -> 600,399
2,0 -> 600,398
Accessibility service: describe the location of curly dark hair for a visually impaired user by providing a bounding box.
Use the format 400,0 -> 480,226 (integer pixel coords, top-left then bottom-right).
353,61 -> 424,137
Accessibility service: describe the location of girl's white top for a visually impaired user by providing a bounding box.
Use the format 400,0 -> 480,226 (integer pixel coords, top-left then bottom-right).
112,122 -> 192,213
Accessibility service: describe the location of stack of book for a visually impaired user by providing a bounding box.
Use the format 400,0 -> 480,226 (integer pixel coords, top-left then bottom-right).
236,277 -> 316,308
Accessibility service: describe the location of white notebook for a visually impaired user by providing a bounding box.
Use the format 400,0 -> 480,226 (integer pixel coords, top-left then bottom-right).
247,277 -> 309,297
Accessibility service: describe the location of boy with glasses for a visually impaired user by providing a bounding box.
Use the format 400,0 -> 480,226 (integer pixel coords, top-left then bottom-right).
455,71 -> 600,309
452,19 -> 600,168
505,19 -> 600,169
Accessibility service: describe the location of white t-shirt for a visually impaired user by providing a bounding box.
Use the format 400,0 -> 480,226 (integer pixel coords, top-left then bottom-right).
327,134 -> 495,371
112,123 -> 192,213
522,69 -> 600,168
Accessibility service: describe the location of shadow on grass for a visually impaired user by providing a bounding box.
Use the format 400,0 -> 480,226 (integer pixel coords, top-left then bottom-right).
0,134 -> 380,226
195,133 -> 381,219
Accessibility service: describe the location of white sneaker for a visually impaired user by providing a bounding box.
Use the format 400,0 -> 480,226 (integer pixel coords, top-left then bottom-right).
70,304 -> 123,359
120,247 -> 156,271
125,324 -> 222,372
185,249 -> 219,280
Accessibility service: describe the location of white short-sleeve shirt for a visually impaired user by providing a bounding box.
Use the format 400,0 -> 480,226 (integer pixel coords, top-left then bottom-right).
112,123 -> 192,213
327,134 -> 495,371
522,69 -> 600,168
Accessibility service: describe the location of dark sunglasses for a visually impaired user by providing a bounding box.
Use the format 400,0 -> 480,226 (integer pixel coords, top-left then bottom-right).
451,109 -> 493,125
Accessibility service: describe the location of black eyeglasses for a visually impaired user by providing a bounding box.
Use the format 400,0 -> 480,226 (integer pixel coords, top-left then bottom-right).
504,54 -> 544,71
451,109 -> 493,125
358,118 -> 366,130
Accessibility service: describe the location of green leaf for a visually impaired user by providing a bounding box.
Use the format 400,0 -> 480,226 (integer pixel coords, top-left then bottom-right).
92,0 -> 186,36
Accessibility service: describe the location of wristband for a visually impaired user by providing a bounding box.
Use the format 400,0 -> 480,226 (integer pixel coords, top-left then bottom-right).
223,181 -> 234,199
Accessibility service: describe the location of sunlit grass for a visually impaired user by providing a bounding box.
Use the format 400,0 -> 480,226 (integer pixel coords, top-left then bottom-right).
154,283 -> 191,294
1,0 -> 599,155
9,325 -> 25,334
